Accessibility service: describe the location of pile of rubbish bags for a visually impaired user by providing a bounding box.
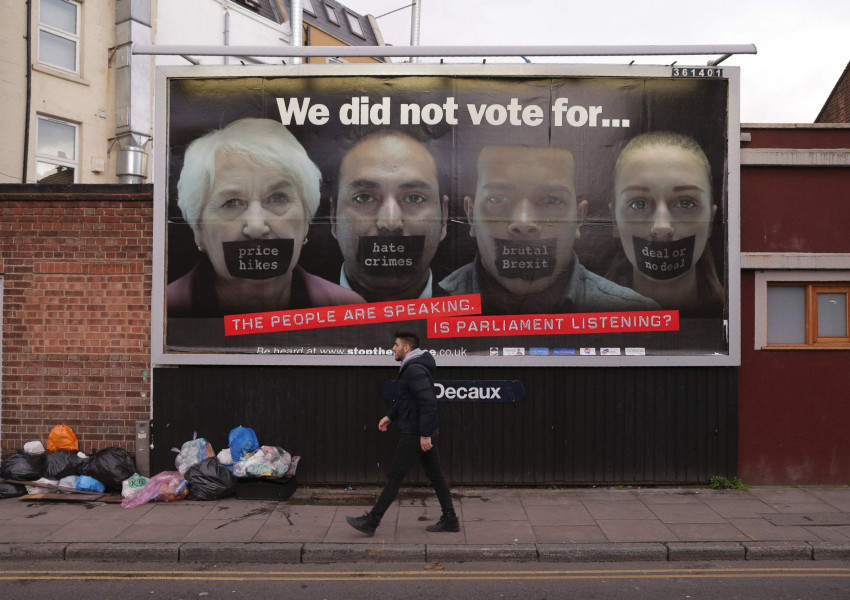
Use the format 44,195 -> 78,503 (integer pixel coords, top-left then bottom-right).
123,426 -> 299,508
0,424 -> 299,509
0,424 -> 137,500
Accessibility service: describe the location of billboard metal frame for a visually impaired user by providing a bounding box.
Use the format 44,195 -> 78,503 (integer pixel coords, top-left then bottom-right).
152,62 -> 741,368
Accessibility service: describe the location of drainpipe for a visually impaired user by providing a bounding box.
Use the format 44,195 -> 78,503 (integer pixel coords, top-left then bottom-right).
22,0 -> 33,183
290,0 -> 302,65
409,0 -> 421,63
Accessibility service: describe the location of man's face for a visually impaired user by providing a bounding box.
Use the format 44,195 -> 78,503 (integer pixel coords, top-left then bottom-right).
392,338 -> 409,362
332,135 -> 447,300
465,146 -> 587,296
196,152 -> 308,283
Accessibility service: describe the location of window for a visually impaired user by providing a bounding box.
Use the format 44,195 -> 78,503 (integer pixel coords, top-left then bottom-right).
230,0 -> 261,13
38,0 -> 80,74
324,3 -> 339,25
767,283 -> 850,347
36,116 -> 78,184
303,0 -> 316,15
345,11 -> 364,37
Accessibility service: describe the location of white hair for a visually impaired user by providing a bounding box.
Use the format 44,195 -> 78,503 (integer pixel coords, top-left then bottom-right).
176,118 -> 322,232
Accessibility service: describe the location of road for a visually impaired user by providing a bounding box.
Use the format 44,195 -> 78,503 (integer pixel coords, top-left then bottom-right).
1,560 -> 848,599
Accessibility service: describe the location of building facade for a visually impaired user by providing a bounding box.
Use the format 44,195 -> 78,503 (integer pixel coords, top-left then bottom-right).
738,124 -> 850,484
0,0 -> 385,187
3,123 -> 847,484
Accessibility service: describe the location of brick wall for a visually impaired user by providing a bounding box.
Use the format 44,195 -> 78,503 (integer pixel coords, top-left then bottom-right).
816,61 -> 850,123
0,185 -> 152,458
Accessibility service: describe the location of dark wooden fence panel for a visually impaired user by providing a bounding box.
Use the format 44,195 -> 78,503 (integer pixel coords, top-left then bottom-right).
152,366 -> 737,485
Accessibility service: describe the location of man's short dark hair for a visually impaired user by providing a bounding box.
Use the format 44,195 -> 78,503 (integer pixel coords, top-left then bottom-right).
394,330 -> 420,349
333,129 -> 441,217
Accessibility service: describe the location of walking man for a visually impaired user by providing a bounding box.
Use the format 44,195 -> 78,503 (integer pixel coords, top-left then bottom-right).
346,331 -> 459,535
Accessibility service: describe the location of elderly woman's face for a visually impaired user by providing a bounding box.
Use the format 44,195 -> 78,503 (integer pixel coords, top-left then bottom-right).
195,152 -> 309,282
613,145 -> 716,282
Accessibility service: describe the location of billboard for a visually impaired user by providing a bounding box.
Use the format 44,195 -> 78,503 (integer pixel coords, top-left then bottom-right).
152,64 -> 740,366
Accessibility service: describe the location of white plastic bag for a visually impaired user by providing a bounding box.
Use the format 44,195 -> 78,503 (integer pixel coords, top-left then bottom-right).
23,441 -> 45,455
216,448 -> 234,465
58,475 -> 79,492
26,477 -> 59,495
121,473 -> 149,498
233,446 -> 291,478
172,434 -> 214,475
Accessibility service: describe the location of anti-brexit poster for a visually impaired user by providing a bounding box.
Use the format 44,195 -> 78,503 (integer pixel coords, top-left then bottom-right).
155,65 -> 738,365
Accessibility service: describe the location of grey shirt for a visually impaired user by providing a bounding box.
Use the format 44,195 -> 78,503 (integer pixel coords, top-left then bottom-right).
439,253 -> 659,314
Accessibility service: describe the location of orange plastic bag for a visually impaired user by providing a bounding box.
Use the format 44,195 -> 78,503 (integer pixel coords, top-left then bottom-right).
46,424 -> 79,453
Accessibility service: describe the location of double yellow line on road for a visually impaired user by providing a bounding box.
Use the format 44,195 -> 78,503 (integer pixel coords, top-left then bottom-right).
0,567 -> 849,582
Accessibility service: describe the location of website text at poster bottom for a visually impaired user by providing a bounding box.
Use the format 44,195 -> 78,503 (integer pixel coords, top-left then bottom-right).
428,311 -> 679,338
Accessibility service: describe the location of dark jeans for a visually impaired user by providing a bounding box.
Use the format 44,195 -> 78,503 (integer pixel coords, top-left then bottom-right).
370,434 -> 455,521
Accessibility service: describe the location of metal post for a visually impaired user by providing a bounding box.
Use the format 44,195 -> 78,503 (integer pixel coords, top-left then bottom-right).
224,10 -> 230,66
291,0 -> 303,65
135,420 -> 151,477
409,0 -> 421,63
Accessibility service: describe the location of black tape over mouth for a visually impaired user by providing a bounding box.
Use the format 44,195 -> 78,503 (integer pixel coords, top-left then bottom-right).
355,235 -> 425,276
632,235 -> 695,280
494,238 -> 557,280
223,238 -> 294,279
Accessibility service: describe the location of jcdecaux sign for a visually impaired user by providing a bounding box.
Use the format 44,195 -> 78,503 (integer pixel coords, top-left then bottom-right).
382,380 -> 525,403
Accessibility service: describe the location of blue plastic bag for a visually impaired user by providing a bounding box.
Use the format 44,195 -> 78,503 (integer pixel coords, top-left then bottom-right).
76,475 -> 106,493
228,426 -> 259,462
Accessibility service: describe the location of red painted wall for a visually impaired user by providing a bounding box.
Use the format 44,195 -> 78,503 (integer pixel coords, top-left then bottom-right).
739,273 -> 850,484
741,126 -> 850,148
738,127 -> 850,484
741,167 -> 850,253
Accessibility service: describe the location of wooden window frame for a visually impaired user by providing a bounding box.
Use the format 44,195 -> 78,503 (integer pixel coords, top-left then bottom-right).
766,282 -> 850,349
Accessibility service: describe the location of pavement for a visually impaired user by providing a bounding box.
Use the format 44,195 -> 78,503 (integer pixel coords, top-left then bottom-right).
2,485 -> 850,563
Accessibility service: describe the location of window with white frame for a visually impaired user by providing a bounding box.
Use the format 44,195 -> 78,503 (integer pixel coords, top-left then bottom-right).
36,116 -> 78,184
345,11 -> 364,37
38,0 -> 81,74
231,0 -> 261,12
324,3 -> 339,25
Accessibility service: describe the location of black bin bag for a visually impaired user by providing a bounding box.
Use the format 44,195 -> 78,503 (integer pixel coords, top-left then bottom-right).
185,457 -> 237,501
80,447 -> 136,492
0,451 -> 46,481
0,481 -> 27,499
43,451 -> 83,479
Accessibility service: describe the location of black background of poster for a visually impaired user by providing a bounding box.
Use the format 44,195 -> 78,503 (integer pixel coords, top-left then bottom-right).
164,74 -> 729,357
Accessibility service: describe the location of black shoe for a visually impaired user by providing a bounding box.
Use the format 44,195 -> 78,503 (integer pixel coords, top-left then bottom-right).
346,513 -> 379,536
426,514 -> 460,532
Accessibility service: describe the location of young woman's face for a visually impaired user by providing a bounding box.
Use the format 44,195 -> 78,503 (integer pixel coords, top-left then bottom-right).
195,151 -> 309,283
612,145 -> 716,282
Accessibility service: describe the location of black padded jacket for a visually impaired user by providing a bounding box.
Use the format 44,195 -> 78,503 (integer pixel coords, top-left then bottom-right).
386,350 -> 439,438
